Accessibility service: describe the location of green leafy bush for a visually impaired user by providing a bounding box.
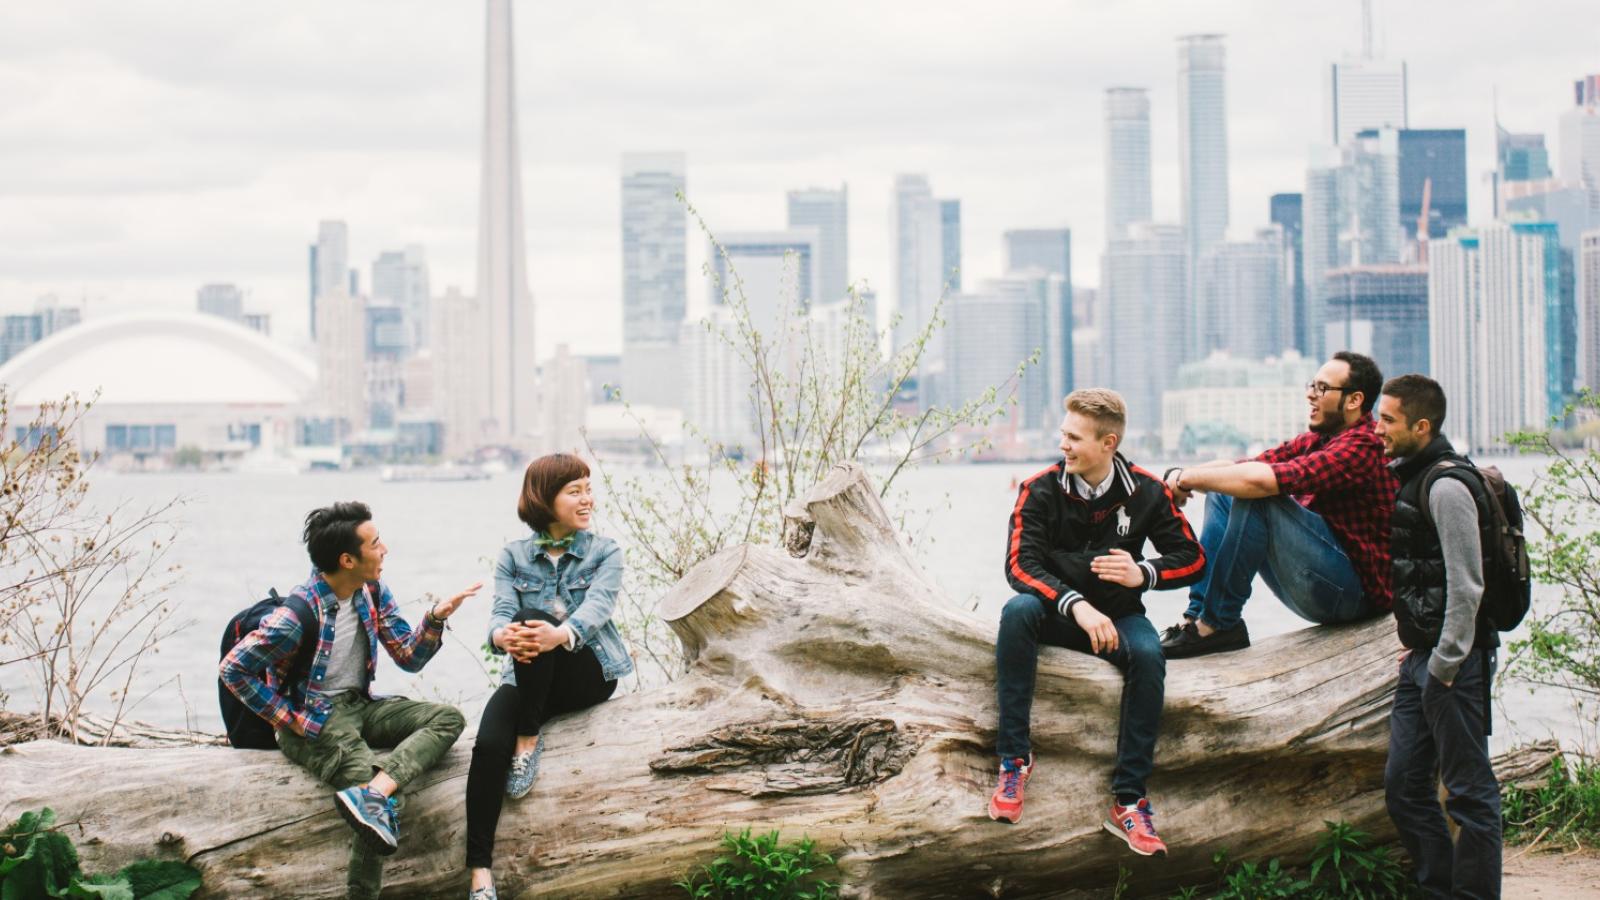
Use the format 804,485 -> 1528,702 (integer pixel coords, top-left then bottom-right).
0,808 -> 200,900
1503,752 -> 1600,847
1170,820 -> 1416,899
676,828 -> 838,899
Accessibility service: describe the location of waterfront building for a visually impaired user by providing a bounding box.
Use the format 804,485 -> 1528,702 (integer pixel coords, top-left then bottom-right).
1004,229 -> 1071,281
308,220 -> 349,340
1270,193 -> 1306,353
371,246 -> 431,351
1398,129 -> 1467,241
1195,230 -> 1288,361
1105,88 -> 1153,240
940,199 -> 962,292
1161,350 -> 1318,456
623,152 -> 688,408
1178,34 -> 1231,282
1430,223 -> 1562,451
787,185 -> 849,305
0,312 -> 314,462
1320,264 -> 1429,378
1102,223 -> 1186,445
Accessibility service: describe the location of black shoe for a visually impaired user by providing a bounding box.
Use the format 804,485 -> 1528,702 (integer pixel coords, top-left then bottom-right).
1161,620 -> 1251,659
1160,619 -> 1190,643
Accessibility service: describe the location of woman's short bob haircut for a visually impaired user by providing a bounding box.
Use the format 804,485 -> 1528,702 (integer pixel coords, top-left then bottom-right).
516,452 -> 591,533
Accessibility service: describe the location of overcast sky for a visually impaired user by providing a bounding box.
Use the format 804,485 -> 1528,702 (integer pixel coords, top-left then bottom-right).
1,1 -> 1595,358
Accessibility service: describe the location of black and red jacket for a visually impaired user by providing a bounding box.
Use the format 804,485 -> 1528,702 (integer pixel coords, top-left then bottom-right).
1005,453 -> 1206,620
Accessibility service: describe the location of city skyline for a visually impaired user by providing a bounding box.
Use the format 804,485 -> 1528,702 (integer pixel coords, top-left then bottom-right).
0,1 -> 1595,361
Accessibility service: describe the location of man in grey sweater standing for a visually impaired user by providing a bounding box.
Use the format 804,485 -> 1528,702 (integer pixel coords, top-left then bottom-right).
1375,375 -> 1500,899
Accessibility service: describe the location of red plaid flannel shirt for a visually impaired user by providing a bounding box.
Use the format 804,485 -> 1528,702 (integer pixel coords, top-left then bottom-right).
1257,414 -> 1398,609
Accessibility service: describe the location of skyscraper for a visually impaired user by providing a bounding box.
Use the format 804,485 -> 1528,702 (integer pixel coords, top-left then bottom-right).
1270,193 -> 1306,353
1559,74 -> 1600,212
1105,88 -> 1153,240
1303,146 -> 1344,360
1398,129 -> 1467,241
945,277 -> 1058,431
707,230 -> 819,343
940,199 -> 962,292
477,0 -> 538,441
1004,229 -> 1072,280
1581,229 -> 1600,389
315,288 -> 368,433
1178,35 -> 1230,282
1325,3 -> 1408,145
1320,264 -> 1429,377
1342,128 -> 1401,266
1496,127 -> 1552,216
1430,223 -> 1562,451
1326,59 -> 1408,145
622,152 -> 688,408
371,246 -> 431,351
892,174 -> 946,403
309,220 -> 349,340
1195,231 -> 1287,361
431,287 -> 491,456
1103,223 -> 1187,445
788,186 -> 849,305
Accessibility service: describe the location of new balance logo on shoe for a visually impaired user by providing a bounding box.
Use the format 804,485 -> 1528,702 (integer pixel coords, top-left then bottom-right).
1103,798 -> 1168,857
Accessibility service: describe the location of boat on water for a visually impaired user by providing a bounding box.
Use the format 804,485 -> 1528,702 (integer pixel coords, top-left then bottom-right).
379,463 -> 492,483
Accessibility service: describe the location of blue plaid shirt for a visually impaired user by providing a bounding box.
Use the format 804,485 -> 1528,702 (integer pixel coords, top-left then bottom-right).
219,570 -> 445,740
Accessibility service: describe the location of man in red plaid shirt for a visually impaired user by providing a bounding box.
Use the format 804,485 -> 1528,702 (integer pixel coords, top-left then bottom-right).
1158,351 -> 1398,658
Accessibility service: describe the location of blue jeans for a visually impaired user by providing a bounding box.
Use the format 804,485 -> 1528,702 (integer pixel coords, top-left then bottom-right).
995,594 -> 1165,800
1385,649 -> 1501,899
1183,493 -> 1372,630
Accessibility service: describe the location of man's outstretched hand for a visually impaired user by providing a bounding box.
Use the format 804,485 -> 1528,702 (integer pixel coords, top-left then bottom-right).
431,581 -> 483,621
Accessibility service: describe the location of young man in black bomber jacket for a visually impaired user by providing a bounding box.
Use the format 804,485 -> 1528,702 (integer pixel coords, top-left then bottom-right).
989,389 -> 1206,857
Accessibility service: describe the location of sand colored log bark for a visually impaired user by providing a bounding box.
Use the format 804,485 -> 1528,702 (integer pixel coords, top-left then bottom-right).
0,465 -> 1551,898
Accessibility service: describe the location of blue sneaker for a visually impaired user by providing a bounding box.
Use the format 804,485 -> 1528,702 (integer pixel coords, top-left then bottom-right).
335,785 -> 399,855
505,736 -> 544,799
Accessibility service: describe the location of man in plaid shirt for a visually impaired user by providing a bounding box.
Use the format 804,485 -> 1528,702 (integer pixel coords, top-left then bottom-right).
220,501 -> 481,900
1158,352 -> 1398,658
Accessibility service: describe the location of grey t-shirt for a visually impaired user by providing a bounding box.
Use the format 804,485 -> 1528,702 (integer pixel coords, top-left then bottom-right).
320,593 -> 370,697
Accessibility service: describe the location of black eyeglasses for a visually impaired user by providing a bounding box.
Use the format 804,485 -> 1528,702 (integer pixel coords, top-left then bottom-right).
1305,381 -> 1354,398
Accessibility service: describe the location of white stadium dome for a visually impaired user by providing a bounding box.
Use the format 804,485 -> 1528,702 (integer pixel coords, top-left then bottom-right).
0,311 -> 315,405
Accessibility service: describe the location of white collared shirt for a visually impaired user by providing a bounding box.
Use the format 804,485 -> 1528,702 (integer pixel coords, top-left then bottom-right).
1072,468 -> 1117,500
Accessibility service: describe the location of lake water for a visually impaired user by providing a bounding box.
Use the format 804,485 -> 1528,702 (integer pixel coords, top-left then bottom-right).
2,456 -> 1590,755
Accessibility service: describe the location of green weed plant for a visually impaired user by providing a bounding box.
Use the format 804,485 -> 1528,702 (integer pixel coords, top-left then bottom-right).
676,828 -> 837,900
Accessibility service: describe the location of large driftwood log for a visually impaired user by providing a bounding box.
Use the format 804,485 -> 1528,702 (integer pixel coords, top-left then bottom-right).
0,465 -> 1545,898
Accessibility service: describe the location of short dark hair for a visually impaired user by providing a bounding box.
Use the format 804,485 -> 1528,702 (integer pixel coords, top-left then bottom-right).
1381,374 -> 1447,431
1332,351 -> 1383,414
517,453 -> 591,532
303,501 -> 372,573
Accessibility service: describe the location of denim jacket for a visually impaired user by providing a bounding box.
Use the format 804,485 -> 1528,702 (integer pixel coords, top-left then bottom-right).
486,529 -> 634,683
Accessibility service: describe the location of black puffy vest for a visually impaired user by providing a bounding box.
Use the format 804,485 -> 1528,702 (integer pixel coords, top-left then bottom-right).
1390,437 -> 1462,650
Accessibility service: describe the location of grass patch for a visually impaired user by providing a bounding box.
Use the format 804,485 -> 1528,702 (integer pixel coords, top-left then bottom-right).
1503,753 -> 1600,850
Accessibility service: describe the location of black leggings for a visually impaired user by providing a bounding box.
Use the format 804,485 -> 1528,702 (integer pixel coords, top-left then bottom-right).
465,609 -> 617,869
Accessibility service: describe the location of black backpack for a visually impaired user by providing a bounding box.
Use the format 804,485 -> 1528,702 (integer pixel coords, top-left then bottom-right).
1420,460 -> 1533,633
217,588 -> 319,749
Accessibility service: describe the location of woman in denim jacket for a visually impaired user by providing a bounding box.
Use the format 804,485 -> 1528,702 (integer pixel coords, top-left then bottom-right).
465,453 -> 634,899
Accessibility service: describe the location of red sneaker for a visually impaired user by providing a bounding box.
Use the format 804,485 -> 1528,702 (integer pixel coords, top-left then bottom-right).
987,756 -> 1033,824
1104,798 -> 1168,856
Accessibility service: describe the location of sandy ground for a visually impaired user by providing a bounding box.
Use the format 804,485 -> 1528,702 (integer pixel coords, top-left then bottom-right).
1503,847 -> 1600,897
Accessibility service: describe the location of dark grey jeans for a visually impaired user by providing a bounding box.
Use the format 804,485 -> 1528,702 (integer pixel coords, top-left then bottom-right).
1384,648 -> 1501,900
